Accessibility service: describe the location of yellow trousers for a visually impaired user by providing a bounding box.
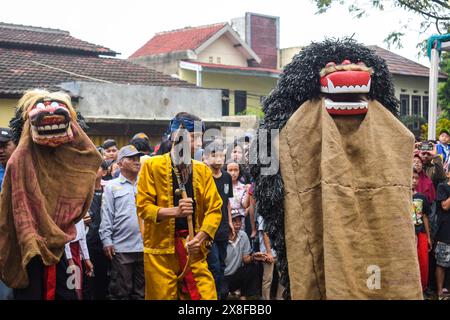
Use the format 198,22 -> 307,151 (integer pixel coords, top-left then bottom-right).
144,245 -> 217,300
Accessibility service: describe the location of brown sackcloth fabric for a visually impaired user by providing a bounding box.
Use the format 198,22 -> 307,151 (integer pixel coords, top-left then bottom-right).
0,119 -> 102,288
280,99 -> 422,299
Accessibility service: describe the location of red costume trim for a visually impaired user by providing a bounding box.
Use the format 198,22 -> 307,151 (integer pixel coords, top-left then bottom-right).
175,230 -> 201,300
70,241 -> 83,300
43,265 -> 56,300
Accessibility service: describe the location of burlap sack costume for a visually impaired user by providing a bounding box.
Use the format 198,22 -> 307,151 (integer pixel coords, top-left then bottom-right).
279,99 -> 422,299
0,116 -> 102,288
251,39 -> 423,300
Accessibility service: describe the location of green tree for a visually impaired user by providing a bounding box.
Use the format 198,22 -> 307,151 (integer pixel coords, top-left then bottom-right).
312,0 -> 450,50
400,115 -> 427,137
421,117 -> 450,140
439,52 -> 450,118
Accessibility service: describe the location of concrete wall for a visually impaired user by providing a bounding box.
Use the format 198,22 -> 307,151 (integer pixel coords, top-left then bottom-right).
60,81 -> 223,120
221,115 -> 259,143
128,50 -> 195,76
0,99 -> 17,127
197,35 -> 248,67
278,46 -> 302,69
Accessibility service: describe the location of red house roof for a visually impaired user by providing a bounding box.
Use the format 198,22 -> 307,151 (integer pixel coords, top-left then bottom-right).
0,22 -> 117,56
129,23 -> 227,58
368,45 -> 447,80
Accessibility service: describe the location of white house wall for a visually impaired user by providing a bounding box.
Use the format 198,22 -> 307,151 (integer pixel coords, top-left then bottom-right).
197,34 -> 248,67
393,75 -> 430,117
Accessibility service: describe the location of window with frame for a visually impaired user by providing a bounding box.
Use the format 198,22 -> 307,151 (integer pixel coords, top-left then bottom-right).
209,56 -> 213,63
412,95 -> 420,116
216,57 -> 221,64
422,96 -> 429,121
400,94 -> 409,116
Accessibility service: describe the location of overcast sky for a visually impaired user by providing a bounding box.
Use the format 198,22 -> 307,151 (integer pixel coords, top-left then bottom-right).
1,0 -> 436,66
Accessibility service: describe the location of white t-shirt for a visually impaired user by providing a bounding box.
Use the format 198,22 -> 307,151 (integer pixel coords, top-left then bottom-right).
64,219 -> 90,260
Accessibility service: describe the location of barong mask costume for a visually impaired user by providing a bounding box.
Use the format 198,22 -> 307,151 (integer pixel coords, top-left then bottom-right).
251,39 -> 422,299
28,99 -> 75,147
0,89 -> 102,289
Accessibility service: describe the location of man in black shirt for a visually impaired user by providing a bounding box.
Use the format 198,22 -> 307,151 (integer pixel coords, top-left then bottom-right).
435,170 -> 450,300
204,141 -> 234,299
84,161 -> 109,299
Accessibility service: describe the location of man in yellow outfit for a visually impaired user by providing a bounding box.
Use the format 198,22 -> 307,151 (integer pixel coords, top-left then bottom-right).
136,112 -> 222,300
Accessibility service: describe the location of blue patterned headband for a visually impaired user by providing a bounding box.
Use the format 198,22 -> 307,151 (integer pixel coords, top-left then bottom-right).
169,116 -> 205,133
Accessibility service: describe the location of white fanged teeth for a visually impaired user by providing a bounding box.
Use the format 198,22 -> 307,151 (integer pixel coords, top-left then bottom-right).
58,124 -> 66,129
51,124 -> 59,130
321,78 -> 371,93
44,125 -> 51,131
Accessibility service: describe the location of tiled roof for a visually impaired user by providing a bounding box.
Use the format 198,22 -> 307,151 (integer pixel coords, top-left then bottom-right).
184,61 -> 281,75
0,48 -> 193,95
0,22 -> 117,56
369,45 -> 447,79
129,23 -> 227,58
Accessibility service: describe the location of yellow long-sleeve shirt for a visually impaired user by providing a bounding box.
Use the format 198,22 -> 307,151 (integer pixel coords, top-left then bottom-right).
136,153 -> 222,254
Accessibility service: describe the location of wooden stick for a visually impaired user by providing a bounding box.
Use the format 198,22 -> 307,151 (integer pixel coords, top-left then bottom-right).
181,189 -> 195,240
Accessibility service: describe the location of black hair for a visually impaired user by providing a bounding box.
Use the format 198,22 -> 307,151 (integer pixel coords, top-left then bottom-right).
226,161 -> 251,184
204,140 -> 225,157
102,139 -> 117,149
129,137 -> 151,154
100,160 -> 109,171
174,112 -> 202,122
156,139 -> 172,155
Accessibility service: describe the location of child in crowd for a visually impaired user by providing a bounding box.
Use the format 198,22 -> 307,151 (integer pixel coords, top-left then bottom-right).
412,168 -> 432,292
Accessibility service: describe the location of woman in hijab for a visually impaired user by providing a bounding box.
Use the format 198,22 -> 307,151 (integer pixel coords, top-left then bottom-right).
413,154 -> 436,203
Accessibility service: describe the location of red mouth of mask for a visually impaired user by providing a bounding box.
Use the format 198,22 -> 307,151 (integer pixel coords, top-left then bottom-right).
320,60 -> 372,115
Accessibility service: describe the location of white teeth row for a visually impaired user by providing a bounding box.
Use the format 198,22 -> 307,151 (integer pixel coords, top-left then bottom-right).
324,99 -> 368,110
321,78 -> 371,93
325,105 -> 368,110
31,124 -> 70,137
36,124 -> 67,131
